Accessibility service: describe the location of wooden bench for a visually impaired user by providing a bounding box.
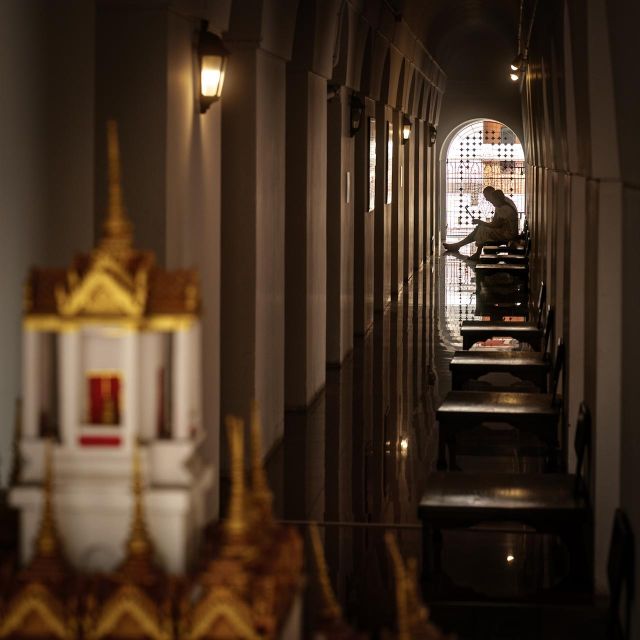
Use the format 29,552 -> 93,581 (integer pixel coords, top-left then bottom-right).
449,350 -> 550,391
479,251 -> 529,265
421,402 -> 592,599
437,339 -> 563,470
463,282 -> 545,345
461,301 -> 552,352
451,308 -> 555,391
474,283 -> 530,319
474,263 -> 529,288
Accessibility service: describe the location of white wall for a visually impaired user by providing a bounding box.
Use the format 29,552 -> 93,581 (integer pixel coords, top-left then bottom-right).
0,0 -> 95,486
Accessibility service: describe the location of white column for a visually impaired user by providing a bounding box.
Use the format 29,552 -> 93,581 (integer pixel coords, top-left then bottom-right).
122,330 -> 140,449
172,328 -> 190,439
58,330 -> 80,447
22,330 -> 41,438
189,322 -> 202,436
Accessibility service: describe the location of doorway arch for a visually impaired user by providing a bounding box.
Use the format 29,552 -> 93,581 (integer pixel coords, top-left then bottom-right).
441,119 -> 525,243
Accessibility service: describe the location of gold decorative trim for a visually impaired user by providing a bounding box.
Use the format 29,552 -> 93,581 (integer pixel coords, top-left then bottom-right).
24,314 -> 198,332
0,584 -> 69,639
86,585 -> 171,640
184,588 -> 260,640
309,522 -> 342,623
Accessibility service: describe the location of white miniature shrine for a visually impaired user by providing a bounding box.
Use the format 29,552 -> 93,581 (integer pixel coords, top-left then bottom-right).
10,121 -> 214,574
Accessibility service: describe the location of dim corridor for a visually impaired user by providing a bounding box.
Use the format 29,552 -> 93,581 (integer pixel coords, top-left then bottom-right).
257,251 -> 607,639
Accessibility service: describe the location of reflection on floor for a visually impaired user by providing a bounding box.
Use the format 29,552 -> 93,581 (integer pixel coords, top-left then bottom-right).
260,253 -> 605,639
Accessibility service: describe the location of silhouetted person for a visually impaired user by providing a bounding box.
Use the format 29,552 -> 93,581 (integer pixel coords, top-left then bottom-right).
443,186 -> 518,259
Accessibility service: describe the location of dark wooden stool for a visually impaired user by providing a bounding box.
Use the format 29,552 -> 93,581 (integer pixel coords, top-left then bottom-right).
450,350 -> 550,391
463,282 -> 545,347
437,339 -> 564,470
420,403 -> 593,599
461,302 -> 552,352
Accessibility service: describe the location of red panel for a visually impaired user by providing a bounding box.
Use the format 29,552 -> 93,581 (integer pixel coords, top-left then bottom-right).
79,435 -> 121,447
87,375 -> 121,424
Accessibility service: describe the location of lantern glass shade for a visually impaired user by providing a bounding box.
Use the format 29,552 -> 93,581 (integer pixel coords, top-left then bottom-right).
350,95 -> 364,136
201,54 -> 226,98
198,23 -> 229,113
402,122 -> 411,141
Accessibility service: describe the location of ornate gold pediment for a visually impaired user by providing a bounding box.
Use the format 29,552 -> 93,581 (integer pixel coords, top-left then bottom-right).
0,583 -> 72,639
184,588 -> 259,640
55,262 -> 147,319
85,584 -> 171,640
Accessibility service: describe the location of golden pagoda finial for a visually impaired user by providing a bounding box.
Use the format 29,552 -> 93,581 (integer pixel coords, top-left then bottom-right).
385,532 -> 410,640
125,439 -> 152,559
249,400 -> 273,518
224,415 -> 247,542
35,439 -> 60,558
309,523 -> 342,623
99,120 -> 133,260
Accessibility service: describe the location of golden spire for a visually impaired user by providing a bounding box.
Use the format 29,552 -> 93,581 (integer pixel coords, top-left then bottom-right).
35,440 -> 60,558
99,120 -> 133,261
309,523 -> 342,624
249,400 -> 273,518
124,439 -> 153,561
224,415 -> 248,543
385,532 -> 410,640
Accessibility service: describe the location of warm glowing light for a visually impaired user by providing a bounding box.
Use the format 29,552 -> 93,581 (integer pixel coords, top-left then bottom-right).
507,554 -> 515,563
402,124 -> 411,140
201,56 -> 224,97
198,23 -> 228,113
510,72 -> 520,82
510,62 -> 519,71
400,438 -> 409,452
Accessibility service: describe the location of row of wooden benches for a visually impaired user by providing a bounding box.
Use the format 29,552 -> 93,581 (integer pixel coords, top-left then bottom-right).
419,252 -> 634,637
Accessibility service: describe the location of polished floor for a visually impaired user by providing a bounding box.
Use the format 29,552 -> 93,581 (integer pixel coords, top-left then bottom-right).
261,251 -> 606,639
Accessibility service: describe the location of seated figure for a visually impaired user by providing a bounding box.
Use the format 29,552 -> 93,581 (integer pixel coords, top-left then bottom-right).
443,186 -> 519,259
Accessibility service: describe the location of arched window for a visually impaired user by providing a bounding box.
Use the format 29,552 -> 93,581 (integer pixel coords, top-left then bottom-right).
444,120 -> 525,242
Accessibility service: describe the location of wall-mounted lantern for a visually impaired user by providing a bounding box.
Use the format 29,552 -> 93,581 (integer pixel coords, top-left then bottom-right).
401,116 -> 412,144
198,21 -> 228,113
350,94 -> 365,137
428,124 -> 437,146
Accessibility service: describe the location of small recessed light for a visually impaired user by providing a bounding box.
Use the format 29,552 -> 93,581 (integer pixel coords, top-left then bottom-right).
507,554 -> 515,563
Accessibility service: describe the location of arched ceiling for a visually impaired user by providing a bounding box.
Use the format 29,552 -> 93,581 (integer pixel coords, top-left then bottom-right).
388,0 -> 521,71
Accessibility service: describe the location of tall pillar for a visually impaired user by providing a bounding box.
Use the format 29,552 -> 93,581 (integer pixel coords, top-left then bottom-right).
404,120 -> 414,281
391,109 -> 404,296
353,98 -> 375,334
326,88 -> 354,365
95,4 -> 223,514
285,68 -> 327,408
221,40 -> 287,449
413,120 -> 424,271
374,102 -> 392,312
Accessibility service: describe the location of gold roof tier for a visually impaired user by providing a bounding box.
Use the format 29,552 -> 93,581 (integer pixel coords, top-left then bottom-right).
180,411 -> 304,640
0,441 -> 79,639
384,533 -> 455,640
82,443 -> 174,640
24,120 -> 200,330
308,523 -> 366,640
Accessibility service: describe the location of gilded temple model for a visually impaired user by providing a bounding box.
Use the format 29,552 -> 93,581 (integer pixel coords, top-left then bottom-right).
11,121 -> 213,574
